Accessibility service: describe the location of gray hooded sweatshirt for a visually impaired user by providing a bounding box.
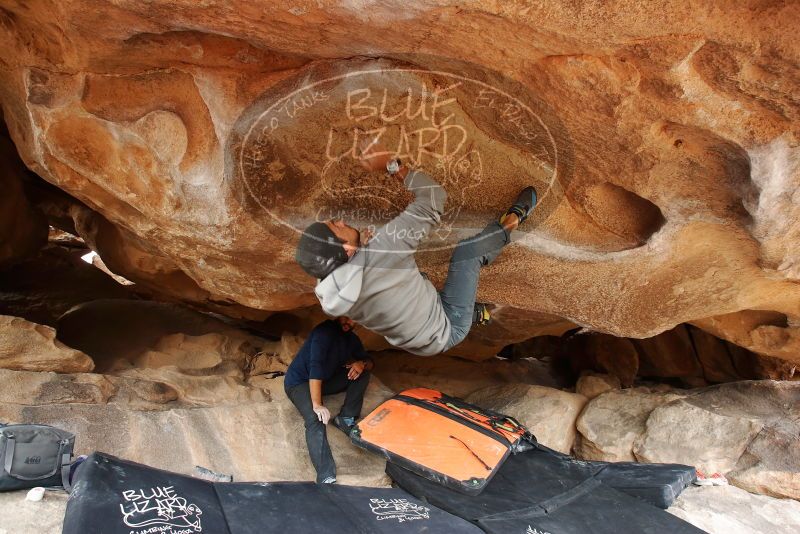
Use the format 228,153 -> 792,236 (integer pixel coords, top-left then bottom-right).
314,170 -> 450,356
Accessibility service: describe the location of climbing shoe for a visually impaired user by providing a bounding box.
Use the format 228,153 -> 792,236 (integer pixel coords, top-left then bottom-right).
332,415 -> 356,436
500,186 -> 538,226
473,303 -> 492,325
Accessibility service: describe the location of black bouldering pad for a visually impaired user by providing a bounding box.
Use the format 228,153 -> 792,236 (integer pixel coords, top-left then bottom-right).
216,482 -> 483,533
387,444 -> 707,534
530,442 -> 695,508
593,458 -> 695,509
62,452 -> 484,534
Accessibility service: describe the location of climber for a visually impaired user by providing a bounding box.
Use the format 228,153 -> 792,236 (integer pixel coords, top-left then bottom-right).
295,137 -> 538,357
284,316 -> 374,484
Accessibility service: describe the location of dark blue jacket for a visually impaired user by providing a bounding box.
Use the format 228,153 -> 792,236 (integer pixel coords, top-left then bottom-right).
284,320 -> 370,388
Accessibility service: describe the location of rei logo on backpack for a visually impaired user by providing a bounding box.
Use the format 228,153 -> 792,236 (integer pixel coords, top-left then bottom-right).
0,423 -> 75,492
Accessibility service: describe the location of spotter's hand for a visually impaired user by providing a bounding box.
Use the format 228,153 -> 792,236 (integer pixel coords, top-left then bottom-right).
313,405 -> 331,425
346,360 -> 366,380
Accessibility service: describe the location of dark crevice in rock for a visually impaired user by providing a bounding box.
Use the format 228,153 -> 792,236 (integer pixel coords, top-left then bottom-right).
580,182 -> 667,248
502,322 -> 796,389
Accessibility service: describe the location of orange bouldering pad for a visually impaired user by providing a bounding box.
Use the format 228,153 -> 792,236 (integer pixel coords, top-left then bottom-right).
351,388 -> 534,495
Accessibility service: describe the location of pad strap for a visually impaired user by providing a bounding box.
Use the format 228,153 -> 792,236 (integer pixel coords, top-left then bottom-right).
61,452 -> 72,492
3,433 -> 14,475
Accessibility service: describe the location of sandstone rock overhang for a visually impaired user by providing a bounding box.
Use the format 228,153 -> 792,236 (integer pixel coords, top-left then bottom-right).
0,1 -> 798,362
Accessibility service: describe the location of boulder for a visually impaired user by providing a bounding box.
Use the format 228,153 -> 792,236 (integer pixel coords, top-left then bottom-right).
577,380 -> 800,499
565,332 -> 640,387
466,383 -> 586,453
575,387 -> 683,461
0,315 -> 94,373
247,334 -> 304,377
689,325 -> 741,383
567,323 -> 793,387
133,332 -> 235,370
729,424 -> 800,501
633,399 -> 763,473
668,485 -> 800,534
710,381 -> 800,500
107,375 -> 180,408
56,300 -> 268,372
575,372 -> 621,399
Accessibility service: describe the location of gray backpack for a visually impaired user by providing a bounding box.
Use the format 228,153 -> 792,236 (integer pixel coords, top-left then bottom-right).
0,423 -> 74,492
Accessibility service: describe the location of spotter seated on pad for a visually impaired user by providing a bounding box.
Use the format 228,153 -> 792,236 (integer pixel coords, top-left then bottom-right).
284,317 -> 373,484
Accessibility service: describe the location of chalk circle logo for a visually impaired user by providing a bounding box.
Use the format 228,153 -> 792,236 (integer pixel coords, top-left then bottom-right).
227,55 -> 573,255
368,497 -> 431,522
119,485 -> 203,533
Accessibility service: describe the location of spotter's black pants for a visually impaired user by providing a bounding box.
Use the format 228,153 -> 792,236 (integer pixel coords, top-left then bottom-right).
285,368 -> 370,483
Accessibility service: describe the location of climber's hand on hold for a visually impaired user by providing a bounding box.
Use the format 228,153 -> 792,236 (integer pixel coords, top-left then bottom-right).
359,227 -> 374,246
358,136 -> 392,172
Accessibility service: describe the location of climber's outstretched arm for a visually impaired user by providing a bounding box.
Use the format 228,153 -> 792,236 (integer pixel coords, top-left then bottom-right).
358,139 -> 447,251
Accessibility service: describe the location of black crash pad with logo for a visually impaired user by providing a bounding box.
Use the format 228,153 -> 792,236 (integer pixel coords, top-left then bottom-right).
62,452 -> 484,534
387,444 -> 707,534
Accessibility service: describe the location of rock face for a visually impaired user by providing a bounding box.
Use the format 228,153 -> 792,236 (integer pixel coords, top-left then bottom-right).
0,1 -> 798,364
55,299 -> 265,372
1,4 -> 800,526
0,315 -> 94,373
0,368 -> 113,405
576,380 -> 800,500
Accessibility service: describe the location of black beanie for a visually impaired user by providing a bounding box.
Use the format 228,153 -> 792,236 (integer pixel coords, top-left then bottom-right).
295,222 -> 349,280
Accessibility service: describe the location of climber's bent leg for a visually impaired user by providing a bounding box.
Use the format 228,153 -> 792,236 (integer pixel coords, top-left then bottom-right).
439,221 -> 510,351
